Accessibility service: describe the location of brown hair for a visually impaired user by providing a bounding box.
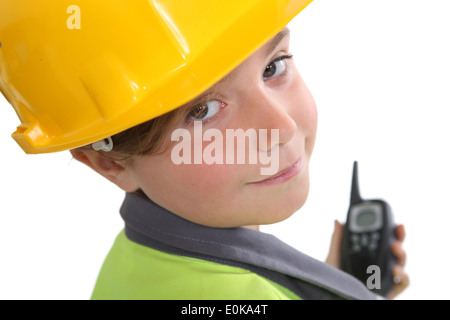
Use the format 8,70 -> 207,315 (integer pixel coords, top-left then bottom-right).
77,107 -> 183,166
110,110 -> 181,158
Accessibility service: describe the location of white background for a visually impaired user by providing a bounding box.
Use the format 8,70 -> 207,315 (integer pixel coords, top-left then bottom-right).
1,0 -> 449,300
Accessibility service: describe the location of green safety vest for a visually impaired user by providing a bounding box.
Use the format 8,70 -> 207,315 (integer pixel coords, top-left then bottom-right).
91,192 -> 378,300
92,230 -> 299,300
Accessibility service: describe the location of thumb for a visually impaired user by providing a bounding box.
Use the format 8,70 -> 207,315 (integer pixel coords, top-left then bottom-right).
325,219 -> 344,268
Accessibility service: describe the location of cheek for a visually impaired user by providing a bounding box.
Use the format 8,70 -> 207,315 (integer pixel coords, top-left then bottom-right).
289,73 -> 318,143
135,148 -> 245,205
300,88 -> 318,136
168,162 -> 240,194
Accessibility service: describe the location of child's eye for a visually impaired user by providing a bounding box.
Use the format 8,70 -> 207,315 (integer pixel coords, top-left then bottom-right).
263,55 -> 293,80
187,100 -> 226,122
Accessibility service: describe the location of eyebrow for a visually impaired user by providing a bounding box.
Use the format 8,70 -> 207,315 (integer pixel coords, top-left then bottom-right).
265,27 -> 290,57
214,27 -> 291,88
181,27 -> 291,111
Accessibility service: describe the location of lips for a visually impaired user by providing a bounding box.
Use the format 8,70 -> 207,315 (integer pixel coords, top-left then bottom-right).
249,158 -> 303,186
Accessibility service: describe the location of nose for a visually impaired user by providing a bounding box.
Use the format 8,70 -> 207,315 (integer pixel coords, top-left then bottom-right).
242,85 -> 297,151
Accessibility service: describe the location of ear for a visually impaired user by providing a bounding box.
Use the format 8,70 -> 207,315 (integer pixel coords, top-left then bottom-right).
70,148 -> 139,192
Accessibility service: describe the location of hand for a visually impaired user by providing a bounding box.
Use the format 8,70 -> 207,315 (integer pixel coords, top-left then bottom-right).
325,220 -> 410,299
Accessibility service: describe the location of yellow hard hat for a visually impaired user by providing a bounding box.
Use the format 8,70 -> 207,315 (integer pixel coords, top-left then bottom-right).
0,0 -> 312,154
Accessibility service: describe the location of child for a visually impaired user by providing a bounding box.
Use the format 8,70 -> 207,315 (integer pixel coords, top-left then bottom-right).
0,0 -> 408,299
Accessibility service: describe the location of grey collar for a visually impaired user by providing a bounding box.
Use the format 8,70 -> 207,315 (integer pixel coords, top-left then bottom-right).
120,192 -> 378,300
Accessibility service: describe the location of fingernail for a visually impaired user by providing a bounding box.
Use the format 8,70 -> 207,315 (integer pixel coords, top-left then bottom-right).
393,266 -> 403,284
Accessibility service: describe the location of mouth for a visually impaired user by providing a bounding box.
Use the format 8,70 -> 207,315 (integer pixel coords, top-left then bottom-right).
249,158 -> 303,186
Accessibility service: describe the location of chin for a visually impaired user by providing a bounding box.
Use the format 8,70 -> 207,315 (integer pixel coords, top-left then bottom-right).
261,170 -> 309,224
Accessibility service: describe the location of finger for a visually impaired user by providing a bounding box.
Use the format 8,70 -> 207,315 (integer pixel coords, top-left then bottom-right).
332,220 -> 344,245
392,241 -> 407,267
325,220 -> 344,268
394,224 -> 406,242
387,265 -> 410,300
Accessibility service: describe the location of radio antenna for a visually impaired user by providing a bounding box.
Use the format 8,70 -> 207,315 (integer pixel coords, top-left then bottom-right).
350,161 -> 363,205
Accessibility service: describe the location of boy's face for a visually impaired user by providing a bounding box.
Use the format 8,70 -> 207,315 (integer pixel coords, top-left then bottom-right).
128,29 -> 318,228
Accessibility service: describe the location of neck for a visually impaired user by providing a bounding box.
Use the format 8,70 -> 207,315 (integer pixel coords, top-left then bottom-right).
244,225 -> 260,231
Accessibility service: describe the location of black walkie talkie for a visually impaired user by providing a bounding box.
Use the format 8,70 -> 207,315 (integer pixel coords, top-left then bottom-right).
340,161 -> 397,297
